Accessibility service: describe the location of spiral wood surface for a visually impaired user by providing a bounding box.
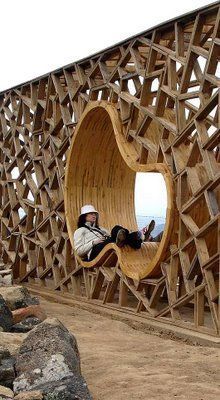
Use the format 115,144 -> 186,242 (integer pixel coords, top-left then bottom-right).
65,102 -> 174,279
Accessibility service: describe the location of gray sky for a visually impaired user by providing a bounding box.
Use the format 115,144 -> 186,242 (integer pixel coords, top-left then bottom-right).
135,173 -> 167,217
1,0 -> 214,92
1,0 -> 214,217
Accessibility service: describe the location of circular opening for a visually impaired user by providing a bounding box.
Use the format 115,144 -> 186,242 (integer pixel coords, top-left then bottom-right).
65,101 -> 174,279
135,172 -> 166,234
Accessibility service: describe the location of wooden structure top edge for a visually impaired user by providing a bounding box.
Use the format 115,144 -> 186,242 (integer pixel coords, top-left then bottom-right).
0,1 -> 219,95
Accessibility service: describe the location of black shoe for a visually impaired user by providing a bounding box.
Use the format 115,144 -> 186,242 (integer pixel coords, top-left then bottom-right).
127,231 -> 142,249
144,220 -> 155,241
116,229 -> 127,248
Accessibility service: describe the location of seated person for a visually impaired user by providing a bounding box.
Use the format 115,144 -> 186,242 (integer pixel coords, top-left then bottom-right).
73,204 -> 163,261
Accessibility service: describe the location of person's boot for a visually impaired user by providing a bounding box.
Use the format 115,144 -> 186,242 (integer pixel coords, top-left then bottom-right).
143,220 -> 155,241
127,231 -> 142,249
116,229 -> 127,248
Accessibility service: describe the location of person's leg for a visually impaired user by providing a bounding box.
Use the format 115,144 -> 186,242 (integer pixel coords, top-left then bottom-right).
127,231 -> 142,249
151,231 -> 163,242
110,225 -> 129,247
89,238 -> 112,260
142,220 -> 155,241
111,225 -> 129,242
112,226 -> 143,249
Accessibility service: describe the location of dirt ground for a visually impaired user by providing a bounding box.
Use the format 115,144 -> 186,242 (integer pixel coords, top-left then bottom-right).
40,297 -> 220,400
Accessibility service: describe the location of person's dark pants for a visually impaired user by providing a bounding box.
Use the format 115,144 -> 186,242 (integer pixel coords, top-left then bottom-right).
89,225 -> 142,261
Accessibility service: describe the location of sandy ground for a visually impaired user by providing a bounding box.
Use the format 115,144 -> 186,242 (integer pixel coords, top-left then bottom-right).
39,297 -> 220,400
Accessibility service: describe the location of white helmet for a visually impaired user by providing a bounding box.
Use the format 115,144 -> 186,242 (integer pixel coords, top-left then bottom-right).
80,204 -> 99,216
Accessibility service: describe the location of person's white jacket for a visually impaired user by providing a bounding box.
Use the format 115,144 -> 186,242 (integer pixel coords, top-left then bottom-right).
73,222 -> 110,259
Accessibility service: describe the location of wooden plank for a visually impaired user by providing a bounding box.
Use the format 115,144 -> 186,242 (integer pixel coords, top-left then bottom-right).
194,290 -> 205,327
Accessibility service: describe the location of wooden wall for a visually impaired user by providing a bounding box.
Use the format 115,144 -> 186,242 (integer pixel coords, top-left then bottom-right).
0,2 -> 219,336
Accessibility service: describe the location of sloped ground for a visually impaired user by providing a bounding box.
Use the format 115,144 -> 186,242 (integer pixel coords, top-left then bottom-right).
39,297 -> 220,400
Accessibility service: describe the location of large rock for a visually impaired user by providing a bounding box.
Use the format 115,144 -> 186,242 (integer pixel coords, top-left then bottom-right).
0,286 -> 39,311
12,305 -> 46,325
0,295 -> 13,331
11,317 -> 42,333
35,376 -> 92,399
0,346 -> 15,389
0,384 -> 14,399
14,318 -> 92,399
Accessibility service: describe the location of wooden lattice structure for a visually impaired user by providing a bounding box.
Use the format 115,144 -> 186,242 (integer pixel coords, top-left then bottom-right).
0,2 -> 219,337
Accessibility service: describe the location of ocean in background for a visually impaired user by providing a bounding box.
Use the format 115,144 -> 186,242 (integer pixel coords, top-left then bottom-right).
136,215 -> 165,237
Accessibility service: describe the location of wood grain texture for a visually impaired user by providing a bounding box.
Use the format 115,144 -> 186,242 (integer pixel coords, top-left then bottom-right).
64,102 -> 174,279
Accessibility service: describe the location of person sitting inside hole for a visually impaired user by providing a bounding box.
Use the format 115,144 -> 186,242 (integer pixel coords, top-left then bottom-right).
73,205 -> 163,261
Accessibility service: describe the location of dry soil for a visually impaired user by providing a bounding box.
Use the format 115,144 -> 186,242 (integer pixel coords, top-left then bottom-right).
40,297 -> 220,400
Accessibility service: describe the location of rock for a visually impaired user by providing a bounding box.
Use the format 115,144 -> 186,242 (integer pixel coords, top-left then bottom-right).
2,275 -> 13,286
0,286 -> 39,311
14,318 -> 80,390
12,306 -> 46,325
0,269 -> 12,275
0,384 -> 14,398
0,295 -> 13,331
0,346 -> 11,360
0,271 -> 12,287
14,318 -> 91,399
36,376 -> 92,399
14,390 -> 43,399
0,332 -> 27,355
11,317 -> 42,333
0,346 -> 15,389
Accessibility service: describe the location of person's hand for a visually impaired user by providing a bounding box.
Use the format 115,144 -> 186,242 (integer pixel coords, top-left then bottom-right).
93,238 -> 105,246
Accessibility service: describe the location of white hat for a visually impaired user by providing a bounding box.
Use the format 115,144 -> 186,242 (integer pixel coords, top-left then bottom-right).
80,204 -> 99,216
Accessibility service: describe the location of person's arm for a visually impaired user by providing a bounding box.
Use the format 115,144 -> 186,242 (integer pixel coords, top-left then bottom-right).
74,228 -> 105,257
73,228 -> 94,257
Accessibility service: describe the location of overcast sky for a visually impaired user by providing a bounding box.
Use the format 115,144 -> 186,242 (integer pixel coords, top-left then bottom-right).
135,173 -> 167,217
1,0 -> 214,92
1,0 -> 214,218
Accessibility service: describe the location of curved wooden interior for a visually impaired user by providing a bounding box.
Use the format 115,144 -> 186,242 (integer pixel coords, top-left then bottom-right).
74,242 -> 161,281
65,102 -> 174,279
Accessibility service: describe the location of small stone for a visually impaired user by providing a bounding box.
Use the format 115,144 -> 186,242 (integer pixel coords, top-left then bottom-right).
0,270 -> 12,275
0,295 -> 13,332
11,317 -> 42,333
0,346 -> 11,361
0,346 -> 15,388
33,369 -> 41,375
0,332 -> 26,356
3,277 -> 12,287
0,286 -> 39,311
0,357 -> 16,386
0,270 -> 12,286
14,390 -> 43,399
0,384 -> 14,398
